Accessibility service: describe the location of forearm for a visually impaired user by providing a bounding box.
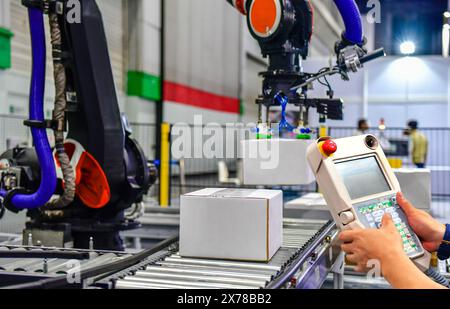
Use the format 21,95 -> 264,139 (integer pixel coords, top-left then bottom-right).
381,253 -> 446,289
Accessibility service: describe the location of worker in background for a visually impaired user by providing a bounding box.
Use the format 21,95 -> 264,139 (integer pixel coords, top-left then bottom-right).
354,118 -> 370,136
377,118 -> 392,151
340,192 -> 448,289
404,120 -> 428,168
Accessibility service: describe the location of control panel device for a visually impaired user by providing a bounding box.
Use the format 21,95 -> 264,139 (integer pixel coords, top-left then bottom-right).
307,135 -> 430,270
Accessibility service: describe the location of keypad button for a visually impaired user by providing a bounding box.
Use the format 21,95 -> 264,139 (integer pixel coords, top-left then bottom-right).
385,207 -> 395,214
373,210 -> 384,218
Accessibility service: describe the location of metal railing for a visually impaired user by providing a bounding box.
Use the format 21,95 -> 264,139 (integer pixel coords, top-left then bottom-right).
0,115 -> 448,206
329,127 -> 450,198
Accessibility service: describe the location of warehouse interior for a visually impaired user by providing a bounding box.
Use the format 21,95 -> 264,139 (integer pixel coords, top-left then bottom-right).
0,0 -> 449,290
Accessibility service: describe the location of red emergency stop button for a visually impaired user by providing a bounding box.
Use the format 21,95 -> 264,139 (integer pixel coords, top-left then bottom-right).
322,140 -> 337,156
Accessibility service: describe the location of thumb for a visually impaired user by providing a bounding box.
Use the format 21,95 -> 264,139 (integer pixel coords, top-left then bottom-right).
381,213 -> 396,231
397,192 -> 415,216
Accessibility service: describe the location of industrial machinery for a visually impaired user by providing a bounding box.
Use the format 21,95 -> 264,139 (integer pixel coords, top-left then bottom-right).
0,245 -> 134,288
226,0 -> 385,135
0,0 -> 387,289
0,219 -> 342,289
0,0 -> 157,251
307,135 -> 431,270
108,219 -> 342,289
0,0 -> 382,252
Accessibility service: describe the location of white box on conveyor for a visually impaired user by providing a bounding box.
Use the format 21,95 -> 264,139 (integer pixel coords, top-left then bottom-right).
241,139 -> 316,185
394,168 -> 431,211
286,193 -> 327,208
180,188 -> 283,262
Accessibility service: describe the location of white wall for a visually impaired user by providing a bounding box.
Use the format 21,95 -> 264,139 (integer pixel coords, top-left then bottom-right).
125,0 -> 161,123
1,0 -> 126,117
303,56 -> 450,129
163,0 -> 241,125
308,0 -> 344,57
0,0 -> 10,27
127,0 -> 161,77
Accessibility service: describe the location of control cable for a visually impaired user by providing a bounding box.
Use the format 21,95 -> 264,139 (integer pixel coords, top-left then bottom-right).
425,268 -> 450,288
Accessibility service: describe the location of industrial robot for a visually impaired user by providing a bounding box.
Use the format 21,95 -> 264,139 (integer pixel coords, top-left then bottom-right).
0,0 -> 383,251
227,0 -> 385,137
0,0 -> 156,250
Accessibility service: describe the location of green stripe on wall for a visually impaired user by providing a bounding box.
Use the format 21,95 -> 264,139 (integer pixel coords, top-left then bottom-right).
239,99 -> 245,116
0,28 -> 14,70
127,71 -> 161,101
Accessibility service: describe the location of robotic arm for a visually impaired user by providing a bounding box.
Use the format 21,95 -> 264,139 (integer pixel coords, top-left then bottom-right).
0,0 -> 382,251
227,0 -> 385,130
0,0 -> 157,250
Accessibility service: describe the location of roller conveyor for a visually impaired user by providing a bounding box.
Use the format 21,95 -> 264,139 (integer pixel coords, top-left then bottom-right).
112,219 -> 342,289
0,246 -> 132,286
0,219 -> 342,289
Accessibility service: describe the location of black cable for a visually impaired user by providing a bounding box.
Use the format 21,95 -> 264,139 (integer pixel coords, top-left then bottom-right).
318,77 -> 332,91
2,235 -> 179,289
323,75 -> 331,88
0,250 -> 90,260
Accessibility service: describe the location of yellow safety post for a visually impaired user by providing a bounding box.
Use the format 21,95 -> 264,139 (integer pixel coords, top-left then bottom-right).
319,125 -> 328,138
160,123 -> 170,208
388,158 -> 403,169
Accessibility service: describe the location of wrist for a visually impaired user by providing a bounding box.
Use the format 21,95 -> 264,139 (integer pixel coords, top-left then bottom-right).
380,247 -> 405,266
427,223 -> 447,252
380,250 -> 413,278
433,224 -> 446,244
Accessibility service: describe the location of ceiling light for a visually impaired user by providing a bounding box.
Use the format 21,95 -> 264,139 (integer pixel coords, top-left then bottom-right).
400,41 -> 416,55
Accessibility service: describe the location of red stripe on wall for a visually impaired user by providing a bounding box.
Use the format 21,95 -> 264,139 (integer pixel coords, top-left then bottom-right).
163,81 -> 240,114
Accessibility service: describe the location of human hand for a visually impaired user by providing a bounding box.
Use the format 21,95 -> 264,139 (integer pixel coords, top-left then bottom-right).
397,192 -> 445,252
340,214 -> 405,272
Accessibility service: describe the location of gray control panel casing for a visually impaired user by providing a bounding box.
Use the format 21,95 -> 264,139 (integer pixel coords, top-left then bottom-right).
307,135 -> 430,271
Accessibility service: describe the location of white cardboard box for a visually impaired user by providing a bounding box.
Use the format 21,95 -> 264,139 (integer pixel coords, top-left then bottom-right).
180,188 -> 283,262
241,139 -> 316,185
394,168 -> 432,211
286,193 -> 327,208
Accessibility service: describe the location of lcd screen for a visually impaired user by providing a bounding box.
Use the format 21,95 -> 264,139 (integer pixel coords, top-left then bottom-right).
335,156 -> 391,200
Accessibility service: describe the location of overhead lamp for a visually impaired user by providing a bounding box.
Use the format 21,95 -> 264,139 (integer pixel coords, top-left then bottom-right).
400,41 -> 416,55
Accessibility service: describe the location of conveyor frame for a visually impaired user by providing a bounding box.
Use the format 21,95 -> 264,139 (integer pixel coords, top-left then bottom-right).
105,219 -> 342,289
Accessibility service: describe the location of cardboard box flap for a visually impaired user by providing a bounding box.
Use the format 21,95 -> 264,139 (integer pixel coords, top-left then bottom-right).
185,188 -> 225,197
185,188 -> 282,200
247,190 -> 283,200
